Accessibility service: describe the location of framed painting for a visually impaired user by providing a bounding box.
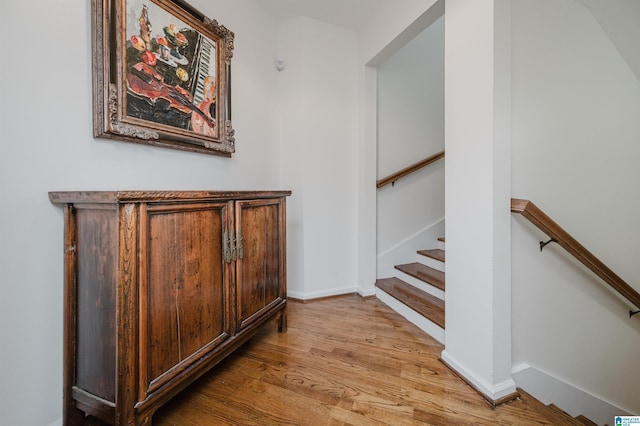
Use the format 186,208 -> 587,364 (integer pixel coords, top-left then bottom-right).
92,0 -> 235,156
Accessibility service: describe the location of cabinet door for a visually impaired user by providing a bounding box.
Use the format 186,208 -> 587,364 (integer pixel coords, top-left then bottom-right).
138,201 -> 231,397
235,198 -> 286,331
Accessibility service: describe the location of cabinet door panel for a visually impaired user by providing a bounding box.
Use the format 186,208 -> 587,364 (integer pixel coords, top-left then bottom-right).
75,206 -> 118,402
236,199 -> 284,330
140,203 -> 230,393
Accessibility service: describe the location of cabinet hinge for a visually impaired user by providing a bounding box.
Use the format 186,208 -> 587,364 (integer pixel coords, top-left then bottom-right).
223,230 -> 232,263
230,228 -> 237,261
237,227 -> 244,260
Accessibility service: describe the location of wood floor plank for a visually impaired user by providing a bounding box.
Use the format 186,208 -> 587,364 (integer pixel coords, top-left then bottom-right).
327,405 -> 392,426
84,294 -> 586,425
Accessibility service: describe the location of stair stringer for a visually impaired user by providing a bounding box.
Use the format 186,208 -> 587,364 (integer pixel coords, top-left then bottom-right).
377,217 -> 445,279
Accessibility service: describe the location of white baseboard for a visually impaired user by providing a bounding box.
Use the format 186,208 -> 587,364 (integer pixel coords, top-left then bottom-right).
48,419 -> 62,426
376,288 -> 445,344
287,285 -> 357,301
357,286 -> 377,298
512,363 -> 632,425
440,350 -> 517,402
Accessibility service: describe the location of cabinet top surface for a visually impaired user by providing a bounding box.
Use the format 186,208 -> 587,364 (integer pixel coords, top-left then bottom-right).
49,190 -> 292,204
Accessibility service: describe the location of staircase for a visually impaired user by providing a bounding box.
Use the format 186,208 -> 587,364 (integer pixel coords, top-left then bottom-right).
519,391 -> 603,426
375,237 -> 446,344
375,238 -> 605,426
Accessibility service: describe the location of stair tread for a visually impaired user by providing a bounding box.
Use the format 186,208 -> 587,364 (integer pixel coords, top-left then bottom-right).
575,415 -> 599,426
376,277 -> 445,328
517,390 -> 585,426
547,404 -> 585,426
395,262 -> 445,291
417,248 -> 445,262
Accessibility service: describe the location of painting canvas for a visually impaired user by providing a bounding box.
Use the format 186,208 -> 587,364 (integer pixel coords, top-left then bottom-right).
92,0 -> 235,156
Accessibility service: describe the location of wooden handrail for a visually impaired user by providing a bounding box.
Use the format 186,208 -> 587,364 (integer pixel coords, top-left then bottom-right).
511,199 -> 640,314
376,150 -> 444,189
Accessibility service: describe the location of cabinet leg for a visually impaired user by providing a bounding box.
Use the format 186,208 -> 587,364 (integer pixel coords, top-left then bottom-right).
63,401 -> 86,425
277,307 -> 287,333
136,412 -> 154,426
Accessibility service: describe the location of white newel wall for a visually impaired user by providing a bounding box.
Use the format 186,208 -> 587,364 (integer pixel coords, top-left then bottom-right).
442,0 -> 515,402
511,0 -> 640,418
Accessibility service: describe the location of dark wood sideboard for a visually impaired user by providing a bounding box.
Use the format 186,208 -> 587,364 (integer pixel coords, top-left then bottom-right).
49,190 -> 291,426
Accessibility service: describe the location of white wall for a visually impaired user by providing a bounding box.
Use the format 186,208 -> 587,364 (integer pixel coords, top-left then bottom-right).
376,16 -> 445,257
511,0 -> 640,415
277,17 -> 358,299
0,0 -> 281,424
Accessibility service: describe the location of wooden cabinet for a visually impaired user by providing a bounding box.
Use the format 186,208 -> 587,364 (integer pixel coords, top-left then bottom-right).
49,191 -> 290,426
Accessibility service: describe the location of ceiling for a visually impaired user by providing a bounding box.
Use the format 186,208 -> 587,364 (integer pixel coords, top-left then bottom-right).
254,0 -> 390,31
255,0 -> 640,81
575,0 -> 640,80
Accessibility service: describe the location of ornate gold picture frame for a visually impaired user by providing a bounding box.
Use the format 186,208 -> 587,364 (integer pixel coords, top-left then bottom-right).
92,0 -> 235,156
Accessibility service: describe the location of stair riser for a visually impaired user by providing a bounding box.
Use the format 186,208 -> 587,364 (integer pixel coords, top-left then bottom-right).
376,289 -> 445,344
395,269 -> 445,301
415,254 -> 445,272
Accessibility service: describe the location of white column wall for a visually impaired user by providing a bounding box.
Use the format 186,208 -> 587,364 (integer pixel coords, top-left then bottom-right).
441,0 -> 515,401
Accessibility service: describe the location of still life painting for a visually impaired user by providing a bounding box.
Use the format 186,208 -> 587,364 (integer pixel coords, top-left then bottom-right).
92,0 -> 235,156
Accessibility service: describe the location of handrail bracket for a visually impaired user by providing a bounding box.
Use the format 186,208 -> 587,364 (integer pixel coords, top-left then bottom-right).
630,310 -> 640,318
539,238 -> 557,252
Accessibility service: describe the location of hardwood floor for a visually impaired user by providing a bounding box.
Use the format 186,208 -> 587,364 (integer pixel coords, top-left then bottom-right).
151,294 -> 580,425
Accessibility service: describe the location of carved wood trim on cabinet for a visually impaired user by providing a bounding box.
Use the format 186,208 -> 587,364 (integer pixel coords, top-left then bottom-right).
50,190 -> 290,426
